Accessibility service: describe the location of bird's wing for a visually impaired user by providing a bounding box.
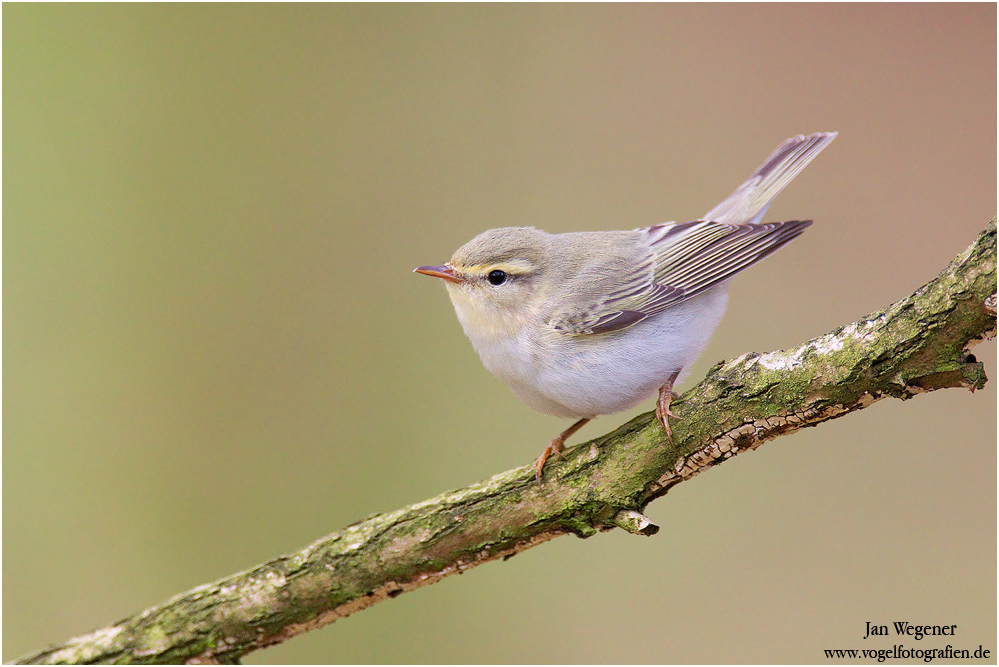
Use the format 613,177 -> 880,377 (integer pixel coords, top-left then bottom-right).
645,217 -> 812,304
547,132 -> 835,336
546,231 -> 667,335
548,220 -> 811,335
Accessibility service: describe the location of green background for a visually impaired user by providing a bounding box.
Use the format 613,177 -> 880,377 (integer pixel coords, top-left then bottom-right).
5,4 -> 996,663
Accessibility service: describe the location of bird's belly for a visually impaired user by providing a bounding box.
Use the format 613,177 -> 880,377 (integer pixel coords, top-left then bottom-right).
528,285 -> 730,417
461,284 -> 729,420
464,328 -> 583,418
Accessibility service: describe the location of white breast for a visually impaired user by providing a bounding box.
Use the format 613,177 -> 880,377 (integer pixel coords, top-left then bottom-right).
455,283 -> 730,419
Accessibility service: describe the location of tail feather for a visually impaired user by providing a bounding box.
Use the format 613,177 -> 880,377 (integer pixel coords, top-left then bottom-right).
704,132 -> 837,226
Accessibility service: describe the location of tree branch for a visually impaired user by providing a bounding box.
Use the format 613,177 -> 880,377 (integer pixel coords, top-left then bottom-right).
15,220 -> 996,665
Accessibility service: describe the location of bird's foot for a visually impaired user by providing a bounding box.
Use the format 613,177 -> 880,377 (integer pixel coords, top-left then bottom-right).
656,374 -> 681,441
534,417 -> 591,481
533,441 -> 565,481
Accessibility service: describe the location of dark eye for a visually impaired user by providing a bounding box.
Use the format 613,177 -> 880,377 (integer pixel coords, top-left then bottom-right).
487,269 -> 507,286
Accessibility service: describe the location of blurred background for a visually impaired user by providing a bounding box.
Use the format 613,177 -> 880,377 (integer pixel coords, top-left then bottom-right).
4,4 -> 995,663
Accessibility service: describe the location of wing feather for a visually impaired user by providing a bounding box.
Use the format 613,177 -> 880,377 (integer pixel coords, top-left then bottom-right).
547,132 -> 834,336
549,220 -> 811,335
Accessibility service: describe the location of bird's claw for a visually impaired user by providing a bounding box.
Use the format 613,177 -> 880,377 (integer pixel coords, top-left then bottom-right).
533,417 -> 590,482
533,442 -> 564,481
656,382 -> 680,442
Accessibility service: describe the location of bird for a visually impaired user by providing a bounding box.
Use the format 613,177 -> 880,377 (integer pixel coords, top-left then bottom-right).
415,132 -> 837,480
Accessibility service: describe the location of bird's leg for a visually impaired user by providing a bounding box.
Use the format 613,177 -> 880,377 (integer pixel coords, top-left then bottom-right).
534,417 -> 591,481
656,370 -> 682,441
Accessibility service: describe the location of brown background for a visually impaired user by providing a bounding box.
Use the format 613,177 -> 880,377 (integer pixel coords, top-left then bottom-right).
5,4 -> 996,663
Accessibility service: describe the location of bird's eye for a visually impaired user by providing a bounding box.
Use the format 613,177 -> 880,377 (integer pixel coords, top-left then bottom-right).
487,269 -> 507,286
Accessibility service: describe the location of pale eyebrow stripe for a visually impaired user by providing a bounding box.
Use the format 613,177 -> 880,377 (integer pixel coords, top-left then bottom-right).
465,259 -> 537,274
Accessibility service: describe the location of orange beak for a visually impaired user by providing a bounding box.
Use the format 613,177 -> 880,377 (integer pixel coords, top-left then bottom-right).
414,264 -> 461,283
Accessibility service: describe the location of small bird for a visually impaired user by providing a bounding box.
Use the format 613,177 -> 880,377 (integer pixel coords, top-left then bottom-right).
416,132 -> 837,480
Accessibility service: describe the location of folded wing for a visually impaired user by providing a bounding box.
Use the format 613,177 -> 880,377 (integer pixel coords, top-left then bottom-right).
549,132 -> 835,335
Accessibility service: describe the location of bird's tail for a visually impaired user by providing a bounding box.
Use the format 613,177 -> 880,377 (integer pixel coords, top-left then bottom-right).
704,132 -> 837,226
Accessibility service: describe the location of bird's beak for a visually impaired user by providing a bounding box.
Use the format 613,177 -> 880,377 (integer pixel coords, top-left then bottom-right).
414,264 -> 462,283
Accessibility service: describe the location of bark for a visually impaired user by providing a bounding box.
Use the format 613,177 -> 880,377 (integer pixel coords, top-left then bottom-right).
14,220 -> 997,665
